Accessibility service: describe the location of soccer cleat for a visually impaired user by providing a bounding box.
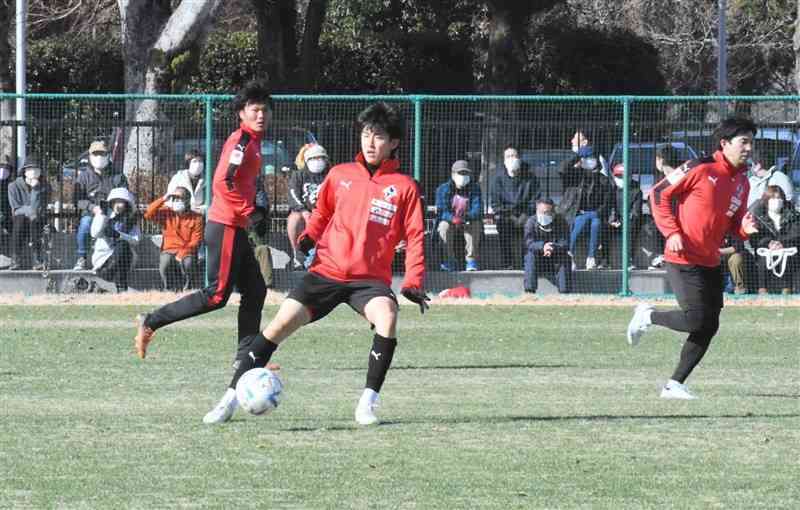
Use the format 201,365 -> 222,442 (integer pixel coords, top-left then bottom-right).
585,257 -> 597,270
355,391 -> 380,426
660,380 -> 697,400
465,259 -> 479,272
439,261 -> 456,272
73,257 -> 87,271
203,396 -> 239,424
134,313 -> 155,359
627,302 -> 654,346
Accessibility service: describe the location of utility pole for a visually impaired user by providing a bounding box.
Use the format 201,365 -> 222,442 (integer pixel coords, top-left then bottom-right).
717,0 -> 728,95
15,0 -> 27,165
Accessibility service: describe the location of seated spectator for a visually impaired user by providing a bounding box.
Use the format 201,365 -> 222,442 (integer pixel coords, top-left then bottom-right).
719,236 -> 750,294
0,155 -> 13,259
73,140 -> 128,270
167,150 -> 207,214
557,131 -> 612,270
248,172 -> 273,289
607,163 -> 643,269
91,187 -> 141,292
523,198 -> 572,293
747,159 -> 793,209
749,185 -> 800,294
7,160 -> 49,270
144,186 -> 204,292
490,145 -> 539,269
287,143 -> 328,269
435,160 -> 482,272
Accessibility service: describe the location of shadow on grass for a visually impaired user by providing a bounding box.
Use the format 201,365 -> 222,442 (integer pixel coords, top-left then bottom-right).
746,393 -> 800,399
379,413 -> 800,426
315,363 -> 575,372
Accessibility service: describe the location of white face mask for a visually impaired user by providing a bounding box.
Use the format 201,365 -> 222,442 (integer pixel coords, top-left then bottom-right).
171,200 -> 187,213
26,178 -> 40,188
504,157 -> 521,176
0,166 -> 9,180
452,174 -> 470,188
188,160 -> 204,177
613,176 -> 624,189
90,154 -> 109,170
768,198 -> 783,213
537,213 -> 553,226
24,169 -> 41,187
306,159 -> 327,174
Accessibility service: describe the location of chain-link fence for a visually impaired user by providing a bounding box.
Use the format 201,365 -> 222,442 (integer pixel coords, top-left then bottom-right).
1,93 -> 799,296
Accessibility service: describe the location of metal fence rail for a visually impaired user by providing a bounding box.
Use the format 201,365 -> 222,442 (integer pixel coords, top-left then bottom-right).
1,93 -> 799,296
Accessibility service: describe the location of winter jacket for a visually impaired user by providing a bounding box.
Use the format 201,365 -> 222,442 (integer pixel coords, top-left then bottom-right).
8,176 -> 49,220
524,214 -> 570,254
0,177 -> 10,225
74,169 -> 128,216
288,168 -> 326,212
610,180 -> 643,227
144,196 -> 204,260
557,155 -> 613,223
747,169 -> 794,208
435,180 -> 482,223
748,201 -> 800,250
167,169 -> 206,214
490,169 -> 539,217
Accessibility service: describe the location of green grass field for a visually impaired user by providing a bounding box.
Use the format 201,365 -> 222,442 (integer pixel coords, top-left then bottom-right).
1,304 -> 798,509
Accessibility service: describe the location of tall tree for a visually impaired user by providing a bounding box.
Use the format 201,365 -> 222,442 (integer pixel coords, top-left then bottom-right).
0,0 -> 13,162
796,0 -> 800,94
117,0 -> 222,175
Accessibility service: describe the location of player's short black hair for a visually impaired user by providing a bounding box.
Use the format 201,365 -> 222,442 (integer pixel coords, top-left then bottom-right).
184,149 -> 203,162
232,80 -> 273,113
357,102 -> 405,141
504,144 -> 518,153
712,116 -> 757,150
537,197 -> 555,207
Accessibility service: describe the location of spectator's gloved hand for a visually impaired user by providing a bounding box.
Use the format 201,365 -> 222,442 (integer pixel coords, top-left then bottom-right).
401,287 -> 430,314
297,234 -> 316,257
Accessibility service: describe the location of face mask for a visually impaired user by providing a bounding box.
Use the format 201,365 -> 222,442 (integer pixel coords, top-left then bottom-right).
613,176 -> 624,188
171,200 -> 187,213
537,213 -> 553,226
112,202 -> 127,215
26,178 -> 39,188
90,154 -> 109,170
571,144 -> 580,154
306,159 -> 327,174
504,157 -> 521,176
768,198 -> 783,213
580,157 -> 598,171
452,174 -> 470,188
188,160 -> 203,177
0,166 -> 9,180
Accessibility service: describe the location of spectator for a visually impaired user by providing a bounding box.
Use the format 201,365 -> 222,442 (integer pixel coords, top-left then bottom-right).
435,160 -> 482,272
523,198 -> 572,294
0,155 -> 13,259
144,186 -> 204,292
7,160 -> 49,270
490,145 -> 539,269
607,163 -> 644,269
167,150 -> 207,214
91,187 -> 141,292
749,185 -> 800,294
746,159 -> 794,209
287,143 -> 329,269
557,131 -> 613,270
73,140 -> 128,270
248,172 -> 274,289
719,236 -> 750,294
639,146 -> 683,269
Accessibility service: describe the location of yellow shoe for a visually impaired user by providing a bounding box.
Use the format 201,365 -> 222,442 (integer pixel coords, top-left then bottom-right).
134,314 -> 155,359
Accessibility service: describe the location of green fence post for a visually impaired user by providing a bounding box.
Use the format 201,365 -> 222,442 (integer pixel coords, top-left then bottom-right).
620,96 -> 631,296
413,95 -> 422,181
204,96 -> 214,287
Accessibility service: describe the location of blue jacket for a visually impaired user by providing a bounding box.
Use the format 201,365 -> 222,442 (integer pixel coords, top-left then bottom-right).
435,180 -> 482,223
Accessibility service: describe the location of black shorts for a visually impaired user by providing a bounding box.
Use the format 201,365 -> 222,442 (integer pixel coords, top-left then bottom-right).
288,271 -> 398,322
666,262 -> 724,311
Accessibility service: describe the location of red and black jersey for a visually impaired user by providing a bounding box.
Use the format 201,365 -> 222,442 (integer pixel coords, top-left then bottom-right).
650,150 -> 750,267
207,123 -> 263,229
300,153 -> 425,290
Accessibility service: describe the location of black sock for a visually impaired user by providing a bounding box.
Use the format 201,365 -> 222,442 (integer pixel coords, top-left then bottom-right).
670,334 -> 712,383
365,334 -> 397,393
228,332 -> 278,389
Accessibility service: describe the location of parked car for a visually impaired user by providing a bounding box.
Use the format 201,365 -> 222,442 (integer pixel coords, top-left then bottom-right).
519,148 -> 576,204
609,141 -> 699,198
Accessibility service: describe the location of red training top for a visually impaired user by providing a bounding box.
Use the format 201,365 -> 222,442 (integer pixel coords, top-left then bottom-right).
207,123 -> 263,228
300,153 -> 426,290
650,150 -> 750,267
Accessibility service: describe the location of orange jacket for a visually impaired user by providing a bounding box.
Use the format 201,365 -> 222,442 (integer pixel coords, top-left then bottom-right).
144,196 -> 204,260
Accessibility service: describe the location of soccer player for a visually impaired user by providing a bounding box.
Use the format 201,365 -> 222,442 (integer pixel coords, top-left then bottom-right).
134,81 -> 271,418
627,117 -> 759,399
203,101 -> 429,425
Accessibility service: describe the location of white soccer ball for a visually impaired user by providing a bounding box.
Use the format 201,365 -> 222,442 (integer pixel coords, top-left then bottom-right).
235,368 -> 283,416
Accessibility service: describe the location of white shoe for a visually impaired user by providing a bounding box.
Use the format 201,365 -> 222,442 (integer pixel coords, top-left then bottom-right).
355,389 -> 380,426
660,380 -> 697,400
203,392 -> 238,424
585,257 -> 597,270
627,302 -> 654,346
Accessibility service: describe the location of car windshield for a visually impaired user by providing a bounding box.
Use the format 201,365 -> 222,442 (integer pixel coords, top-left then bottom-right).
520,149 -> 575,203
261,128 -> 317,174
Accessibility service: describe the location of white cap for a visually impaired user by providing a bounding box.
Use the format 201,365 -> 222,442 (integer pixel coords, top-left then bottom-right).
303,144 -> 328,163
107,187 -> 136,206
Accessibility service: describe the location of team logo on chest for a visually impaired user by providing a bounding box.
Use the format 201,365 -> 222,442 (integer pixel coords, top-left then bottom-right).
383,185 -> 398,201
726,183 -> 745,217
369,198 -> 397,226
